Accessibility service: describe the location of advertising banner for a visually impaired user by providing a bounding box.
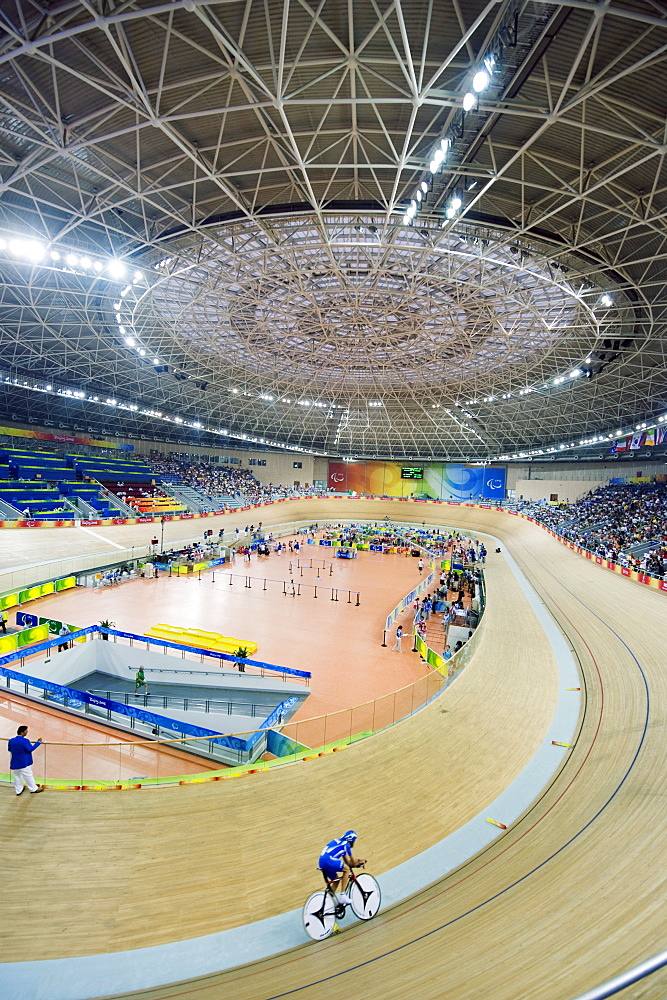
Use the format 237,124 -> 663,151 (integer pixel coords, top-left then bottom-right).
328,461 -> 506,500
0,424 -> 133,450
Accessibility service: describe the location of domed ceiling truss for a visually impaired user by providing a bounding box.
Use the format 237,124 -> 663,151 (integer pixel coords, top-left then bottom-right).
0,0 -> 665,460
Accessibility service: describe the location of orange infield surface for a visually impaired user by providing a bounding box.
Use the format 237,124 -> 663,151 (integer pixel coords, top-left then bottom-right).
9,537 -> 433,719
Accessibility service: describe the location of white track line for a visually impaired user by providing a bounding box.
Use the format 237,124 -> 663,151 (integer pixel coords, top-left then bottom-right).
75,525 -> 125,550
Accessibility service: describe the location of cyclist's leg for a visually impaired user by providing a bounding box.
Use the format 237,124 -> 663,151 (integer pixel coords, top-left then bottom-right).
340,862 -> 353,894
321,863 -> 346,902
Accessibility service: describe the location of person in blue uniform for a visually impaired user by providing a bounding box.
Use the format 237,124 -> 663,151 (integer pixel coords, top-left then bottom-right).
8,725 -> 45,795
318,830 -> 365,904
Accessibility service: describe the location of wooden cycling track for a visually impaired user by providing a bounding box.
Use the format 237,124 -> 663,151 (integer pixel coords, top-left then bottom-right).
0,499 -> 665,1000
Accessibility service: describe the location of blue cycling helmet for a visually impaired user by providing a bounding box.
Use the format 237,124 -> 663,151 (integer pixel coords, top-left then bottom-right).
342,829 -> 357,843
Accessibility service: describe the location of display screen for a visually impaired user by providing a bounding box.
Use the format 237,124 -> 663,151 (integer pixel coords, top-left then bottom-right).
401,467 -> 424,480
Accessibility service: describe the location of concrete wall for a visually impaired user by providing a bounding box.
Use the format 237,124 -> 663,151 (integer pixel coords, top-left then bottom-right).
514,479 -> 605,502
506,460 -> 667,490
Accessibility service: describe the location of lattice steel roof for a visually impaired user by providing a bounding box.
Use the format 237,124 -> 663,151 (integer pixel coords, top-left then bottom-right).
0,0 -> 666,460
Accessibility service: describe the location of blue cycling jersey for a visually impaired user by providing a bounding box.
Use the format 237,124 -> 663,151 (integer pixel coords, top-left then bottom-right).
319,837 -> 351,865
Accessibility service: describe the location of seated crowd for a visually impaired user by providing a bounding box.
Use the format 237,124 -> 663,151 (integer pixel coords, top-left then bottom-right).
517,482 -> 667,576
145,457 -> 327,504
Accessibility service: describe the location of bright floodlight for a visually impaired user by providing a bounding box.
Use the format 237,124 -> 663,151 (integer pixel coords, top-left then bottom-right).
601,293 -> 613,307
421,181 -> 428,193
124,336 -> 135,346
108,260 -> 126,278
462,92 -> 476,111
50,251 -> 60,261
451,195 -> 462,210
429,159 -> 439,174
93,261 -> 103,271
133,270 -> 142,283
434,148 -> 445,166
473,70 -> 490,92
81,257 -> 92,269
66,253 -> 78,266
402,214 -> 411,224
0,238 -> 6,250
416,190 -> 422,202
446,206 -> 456,219
22,240 -> 44,261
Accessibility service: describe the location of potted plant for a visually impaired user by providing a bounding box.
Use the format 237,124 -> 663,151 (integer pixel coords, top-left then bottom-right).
99,619 -> 115,640
233,645 -> 249,672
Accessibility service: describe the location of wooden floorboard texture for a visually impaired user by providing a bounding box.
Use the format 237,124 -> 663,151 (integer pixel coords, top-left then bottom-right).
0,500 -> 664,1000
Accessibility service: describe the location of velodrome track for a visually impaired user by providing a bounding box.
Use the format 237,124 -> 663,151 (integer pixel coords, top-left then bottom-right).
1,499 -> 665,1000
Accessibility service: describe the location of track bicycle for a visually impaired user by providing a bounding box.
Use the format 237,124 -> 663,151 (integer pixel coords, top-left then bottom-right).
302,864 -> 381,941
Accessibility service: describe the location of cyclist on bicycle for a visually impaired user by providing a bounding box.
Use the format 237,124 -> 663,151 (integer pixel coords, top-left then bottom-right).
318,830 -> 366,905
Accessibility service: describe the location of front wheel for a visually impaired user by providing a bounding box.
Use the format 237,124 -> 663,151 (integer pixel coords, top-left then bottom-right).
303,890 -> 337,941
349,872 -> 381,920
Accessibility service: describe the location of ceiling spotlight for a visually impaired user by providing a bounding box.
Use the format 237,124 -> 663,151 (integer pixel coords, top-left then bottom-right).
10,239 -> 44,261
81,257 -> 92,269
133,270 -> 142,283
451,195 -> 462,210
472,70 -> 490,92
416,190 -> 422,202
600,293 -> 613,307
124,336 -> 136,346
433,148 -> 445,166
93,261 -> 103,271
462,92 -> 477,111
484,52 -> 497,74
66,253 -> 78,266
421,181 -> 428,193
108,260 -> 126,278
445,206 -> 456,219
50,251 -> 60,261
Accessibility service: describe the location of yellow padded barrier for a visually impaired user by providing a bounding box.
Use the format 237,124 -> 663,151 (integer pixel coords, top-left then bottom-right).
0,633 -> 18,654
145,623 -> 258,656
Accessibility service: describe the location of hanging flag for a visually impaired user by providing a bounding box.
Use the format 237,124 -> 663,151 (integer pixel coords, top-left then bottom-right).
657,426 -> 667,445
644,429 -> 656,446
630,432 -> 645,450
614,436 -> 629,452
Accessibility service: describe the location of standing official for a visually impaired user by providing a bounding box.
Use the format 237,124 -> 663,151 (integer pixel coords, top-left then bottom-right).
8,725 -> 45,795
